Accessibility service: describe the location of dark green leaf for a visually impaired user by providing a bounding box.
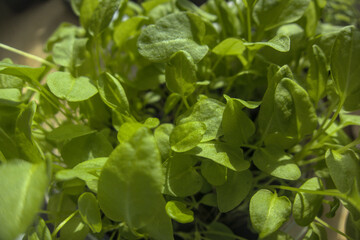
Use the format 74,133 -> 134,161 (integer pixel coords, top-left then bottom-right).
47,124 -> 96,142
201,160 -> 227,186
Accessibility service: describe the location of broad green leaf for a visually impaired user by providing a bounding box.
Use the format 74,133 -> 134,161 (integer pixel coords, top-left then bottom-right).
0,160 -> 48,240
170,121 -> 206,152
56,157 -> 107,193
165,200 -> 194,223
201,160 -> 227,186
293,178 -> 324,226
132,64 -> 165,90
165,154 -> 203,197
222,95 -> 255,145
114,16 -> 148,48
117,122 -> 143,143
187,142 -> 250,171
200,193 -> 217,207
325,149 -> 360,193
0,61 -> 46,83
250,189 -> 292,238
80,0 -> 99,30
165,50 -> 197,96
142,0 -> 170,12
25,217 -> 51,240
138,12 -> 209,63
217,170 -> 253,212
176,0 -> 217,21
0,128 -> 18,159
252,146 -> 301,180
253,0 -> 311,31
45,22 -> 84,52
212,38 -> 246,56
88,0 -> 121,35
97,72 -> 129,113
244,34 -> 290,52
47,72 -> 98,102
47,124 -> 96,142
52,37 -> 88,69
178,97 -> 225,142
0,88 -> 21,105
61,131 -> 113,168
331,26 -> 360,111
154,123 -> 174,160
98,128 -> 173,239
0,59 -> 23,89
78,192 -> 102,233
306,45 -> 328,105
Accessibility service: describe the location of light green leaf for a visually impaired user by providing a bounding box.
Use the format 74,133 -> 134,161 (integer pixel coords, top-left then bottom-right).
217,170 -> 253,212
114,16 -> 148,48
98,128 -> 173,239
138,12 -> 209,63
165,154 -> 203,197
331,26 -> 360,111
201,160 -> 227,186
178,97 -> 225,142
250,189 -> 291,238
117,122 -> 143,143
154,123 -> 174,160
212,38 -> 246,56
97,72 -> 129,113
187,142 -> 250,171
47,124 -> 96,142
165,50 -> 197,96
56,157 -> 107,193
170,121 -> 206,152
0,160 -> 48,240
176,0 -> 216,21
0,61 -> 46,83
244,34 -> 290,52
0,59 -> 23,89
165,200 -> 194,223
253,0 -> 311,31
47,72 -> 98,102
80,0 -> 99,30
325,149 -> 360,193
293,177 -> 324,226
0,88 -> 21,105
306,45 -> 328,105
252,146 -> 301,180
52,37 -> 88,68
78,192 -> 102,233
222,95 -> 255,145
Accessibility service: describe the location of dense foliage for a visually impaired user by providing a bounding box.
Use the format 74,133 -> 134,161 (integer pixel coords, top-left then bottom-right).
0,0 -> 360,239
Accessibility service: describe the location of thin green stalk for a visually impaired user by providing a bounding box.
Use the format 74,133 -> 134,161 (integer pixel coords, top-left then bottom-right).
315,217 -> 354,240
182,96 -> 190,109
0,43 -> 57,68
51,210 -> 78,238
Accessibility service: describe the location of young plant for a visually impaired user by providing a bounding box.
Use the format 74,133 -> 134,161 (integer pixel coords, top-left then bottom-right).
0,0 -> 360,239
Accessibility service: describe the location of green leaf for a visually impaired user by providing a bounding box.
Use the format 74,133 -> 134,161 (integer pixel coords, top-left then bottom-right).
97,72 -> 129,113
244,34 -> 290,52
52,37 -> 88,69
0,61 -> 46,83
0,160 -> 48,240
176,0 -> 217,21
47,72 -> 98,102
204,222 -> 236,240
0,88 -> 21,105
165,154 -> 203,197
303,222 -> 327,240
165,200 -> 194,223
293,178 -> 324,226
200,193 -> 217,207
187,142 -> 250,171
114,16 -> 148,48
250,189 -> 292,238
217,170 -> 253,212
98,127 -> 173,239
170,121 -> 206,152
306,45 -> 328,105
56,157 -> 107,193
80,0 -> 99,30
138,12 -> 209,63
212,38 -> 246,56
78,192 -> 102,233
325,149 -> 360,193
25,217 -> 51,240
165,50 -> 197,96
201,160 -> 227,186
178,98 -> 225,142
222,95 -> 255,145
252,146 -> 301,180
154,123 -> 174,160
331,26 -> 360,111
0,59 -> 23,89
47,124 -> 96,142
253,0 -> 311,31
61,131 -> 113,168
117,122 -> 143,143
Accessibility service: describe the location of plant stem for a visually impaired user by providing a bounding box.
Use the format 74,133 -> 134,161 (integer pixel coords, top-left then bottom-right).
0,43 -> 57,68
182,96 -> 190,109
315,217 -> 354,240
51,210 -> 78,238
